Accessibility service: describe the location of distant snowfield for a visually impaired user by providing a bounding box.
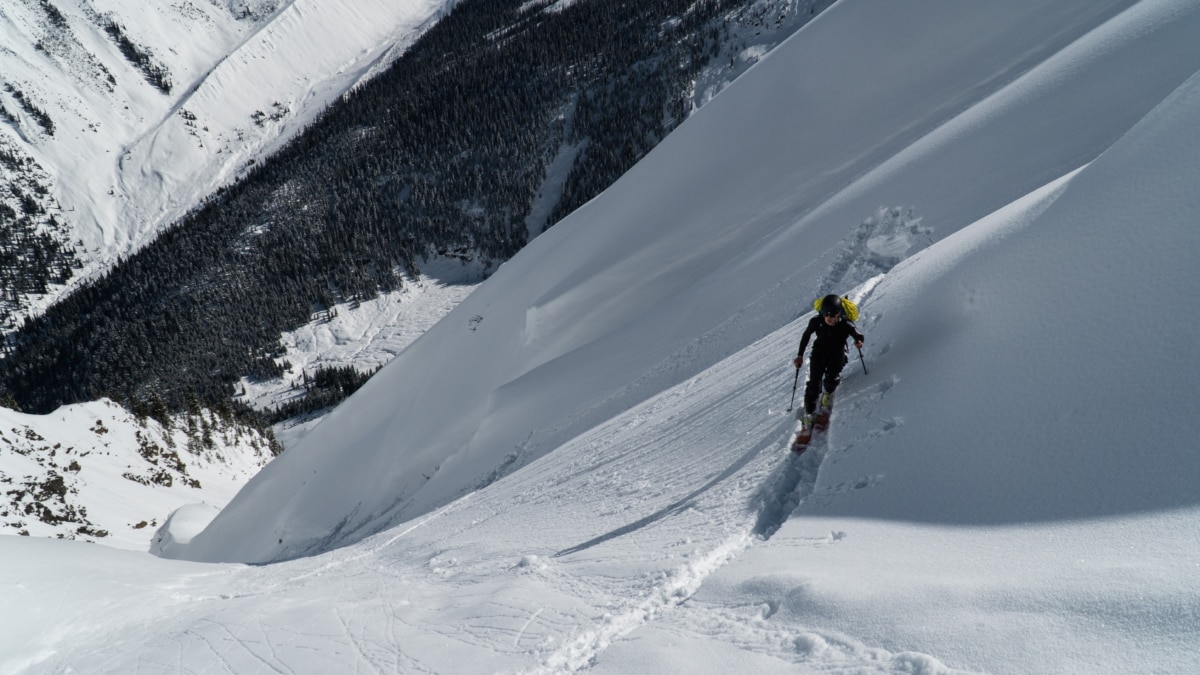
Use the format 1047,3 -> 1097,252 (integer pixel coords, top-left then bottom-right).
244,257 -> 488,447
109,0 -> 457,254
4,0 -> 1200,673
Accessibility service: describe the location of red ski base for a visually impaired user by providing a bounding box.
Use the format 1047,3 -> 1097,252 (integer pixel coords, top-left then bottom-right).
790,407 -> 831,454
790,429 -> 812,454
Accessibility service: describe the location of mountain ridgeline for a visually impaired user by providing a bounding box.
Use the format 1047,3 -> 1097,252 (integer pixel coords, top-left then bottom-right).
1,0 -> 830,418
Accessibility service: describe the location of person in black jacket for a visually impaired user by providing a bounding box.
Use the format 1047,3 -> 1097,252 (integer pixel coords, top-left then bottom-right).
793,294 -> 864,427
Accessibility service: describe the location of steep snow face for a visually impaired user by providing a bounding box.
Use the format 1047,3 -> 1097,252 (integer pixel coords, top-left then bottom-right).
805,70 -> 1200,526
0,0 -> 455,324
672,67 -> 1200,674
180,0 -> 1200,565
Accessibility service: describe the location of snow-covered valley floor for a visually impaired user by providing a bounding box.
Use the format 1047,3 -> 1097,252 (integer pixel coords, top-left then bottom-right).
241,258 -> 488,447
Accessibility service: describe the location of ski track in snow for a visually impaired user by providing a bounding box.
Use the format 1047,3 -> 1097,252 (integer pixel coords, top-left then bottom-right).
49,304 -> 855,674
514,227 -> 917,672
517,330 -> 821,673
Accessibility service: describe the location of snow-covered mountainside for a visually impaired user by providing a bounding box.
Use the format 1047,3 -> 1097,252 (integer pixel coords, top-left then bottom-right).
0,398 -> 277,551
0,0 -> 825,555
0,0 -> 457,555
0,0 -> 817,334
3,0 -> 1200,672
185,0 -> 1200,564
0,0 -> 455,327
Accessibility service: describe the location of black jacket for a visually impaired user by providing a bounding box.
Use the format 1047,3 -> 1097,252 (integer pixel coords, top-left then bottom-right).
799,316 -> 864,363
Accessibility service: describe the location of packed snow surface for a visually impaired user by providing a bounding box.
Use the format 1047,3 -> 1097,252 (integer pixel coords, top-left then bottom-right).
4,0 -> 1200,672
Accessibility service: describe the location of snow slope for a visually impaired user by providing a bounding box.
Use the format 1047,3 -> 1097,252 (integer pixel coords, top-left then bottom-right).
0,0 -> 458,545
184,0 -> 1200,564
0,399 -> 276,551
3,0 -> 1200,672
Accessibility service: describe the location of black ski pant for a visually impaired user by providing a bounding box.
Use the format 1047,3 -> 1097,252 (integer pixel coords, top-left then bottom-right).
804,353 -> 846,415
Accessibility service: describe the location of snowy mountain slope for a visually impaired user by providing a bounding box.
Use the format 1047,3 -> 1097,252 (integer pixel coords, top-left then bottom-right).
5,78 -> 1199,670
0,399 -> 276,550
110,0 -> 456,254
615,64 -> 1200,673
3,0 -> 1200,672
0,0 -> 828,549
180,0 -> 1200,565
0,0 -> 455,325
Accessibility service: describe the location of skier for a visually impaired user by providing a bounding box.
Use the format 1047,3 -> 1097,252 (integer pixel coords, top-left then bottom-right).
793,294 -> 864,430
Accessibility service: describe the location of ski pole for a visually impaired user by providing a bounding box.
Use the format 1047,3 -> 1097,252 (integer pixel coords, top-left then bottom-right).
787,365 -> 801,412
787,341 -> 805,412
857,345 -> 869,375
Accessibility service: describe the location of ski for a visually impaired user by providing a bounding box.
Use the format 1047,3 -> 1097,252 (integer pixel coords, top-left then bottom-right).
790,399 -> 832,454
790,425 -> 812,454
813,405 -> 832,433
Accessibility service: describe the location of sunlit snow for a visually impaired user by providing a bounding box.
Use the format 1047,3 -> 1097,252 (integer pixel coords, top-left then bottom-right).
0,0 -> 456,322
3,0 -> 1199,673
